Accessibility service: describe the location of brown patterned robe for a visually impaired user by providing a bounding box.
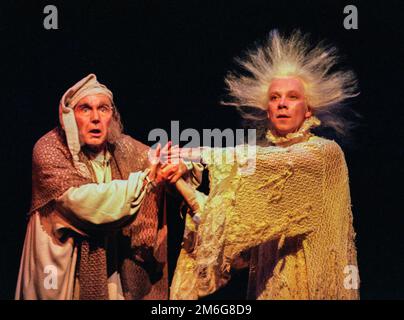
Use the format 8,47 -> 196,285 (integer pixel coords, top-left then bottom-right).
16,127 -> 167,300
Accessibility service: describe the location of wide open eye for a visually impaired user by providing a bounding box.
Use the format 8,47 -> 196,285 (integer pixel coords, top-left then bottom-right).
288,91 -> 302,100
78,105 -> 91,114
99,105 -> 112,114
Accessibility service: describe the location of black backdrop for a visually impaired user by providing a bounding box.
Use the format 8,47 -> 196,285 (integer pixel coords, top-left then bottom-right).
0,0 -> 403,299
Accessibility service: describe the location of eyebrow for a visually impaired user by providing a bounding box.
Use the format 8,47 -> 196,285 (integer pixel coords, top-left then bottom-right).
269,90 -> 301,95
77,103 -> 111,109
77,103 -> 90,108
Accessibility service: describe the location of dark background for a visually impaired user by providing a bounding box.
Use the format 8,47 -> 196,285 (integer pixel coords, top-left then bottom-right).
0,0 -> 403,299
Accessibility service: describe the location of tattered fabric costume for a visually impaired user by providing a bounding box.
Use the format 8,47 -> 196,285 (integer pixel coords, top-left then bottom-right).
171,117 -> 359,299
16,74 -> 167,299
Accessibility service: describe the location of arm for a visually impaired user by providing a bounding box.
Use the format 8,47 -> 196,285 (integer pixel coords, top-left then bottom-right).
203,144 -> 318,257
55,170 -> 150,227
175,144 -> 322,298
159,142 -> 205,188
175,178 -> 207,216
55,144 -> 168,230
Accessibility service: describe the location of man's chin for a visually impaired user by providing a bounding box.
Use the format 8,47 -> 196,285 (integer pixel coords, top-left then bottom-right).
84,139 -> 106,152
273,126 -> 293,136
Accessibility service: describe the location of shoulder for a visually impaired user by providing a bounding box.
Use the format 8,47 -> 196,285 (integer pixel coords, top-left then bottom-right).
307,136 -> 347,171
114,134 -> 150,155
112,134 -> 151,169
32,128 -> 70,164
307,136 -> 345,157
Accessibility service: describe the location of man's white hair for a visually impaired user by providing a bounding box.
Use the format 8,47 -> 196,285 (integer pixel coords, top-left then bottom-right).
223,29 -> 359,134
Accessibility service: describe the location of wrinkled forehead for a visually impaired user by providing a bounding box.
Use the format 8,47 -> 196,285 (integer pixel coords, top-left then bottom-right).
268,77 -> 306,94
73,93 -> 113,108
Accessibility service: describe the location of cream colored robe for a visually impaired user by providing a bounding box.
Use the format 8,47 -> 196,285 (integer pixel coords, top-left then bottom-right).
171,136 -> 359,300
15,151 -> 149,300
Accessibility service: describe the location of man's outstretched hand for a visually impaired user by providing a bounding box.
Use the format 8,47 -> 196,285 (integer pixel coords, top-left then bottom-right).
148,143 -> 189,184
157,162 -> 188,184
160,141 -> 201,164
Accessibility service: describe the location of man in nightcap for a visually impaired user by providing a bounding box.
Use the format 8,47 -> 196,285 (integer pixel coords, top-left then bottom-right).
15,74 -> 200,300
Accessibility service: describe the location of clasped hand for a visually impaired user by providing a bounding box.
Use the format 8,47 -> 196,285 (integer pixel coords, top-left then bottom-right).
147,142 -> 189,184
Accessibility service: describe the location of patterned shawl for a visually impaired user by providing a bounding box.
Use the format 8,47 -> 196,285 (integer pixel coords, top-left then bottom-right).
30,127 -> 167,299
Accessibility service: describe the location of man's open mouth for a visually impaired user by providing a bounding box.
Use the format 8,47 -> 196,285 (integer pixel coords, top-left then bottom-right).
277,115 -> 290,119
89,129 -> 102,134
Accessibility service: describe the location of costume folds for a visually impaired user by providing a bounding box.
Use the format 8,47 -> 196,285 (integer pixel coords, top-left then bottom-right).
171,118 -> 359,300
16,127 -> 168,299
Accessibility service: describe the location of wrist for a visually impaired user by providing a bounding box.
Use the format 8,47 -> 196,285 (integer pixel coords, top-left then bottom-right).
183,160 -> 193,171
144,174 -> 158,192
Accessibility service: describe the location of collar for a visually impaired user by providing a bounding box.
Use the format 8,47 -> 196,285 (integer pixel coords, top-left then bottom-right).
266,116 -> 321,147
92,149 -> 111,166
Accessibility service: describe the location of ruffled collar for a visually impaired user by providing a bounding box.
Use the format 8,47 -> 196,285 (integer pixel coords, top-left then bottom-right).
266,116 -> 321,147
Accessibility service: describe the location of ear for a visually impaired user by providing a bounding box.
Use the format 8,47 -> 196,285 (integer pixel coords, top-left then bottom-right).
305,106 -> 312,119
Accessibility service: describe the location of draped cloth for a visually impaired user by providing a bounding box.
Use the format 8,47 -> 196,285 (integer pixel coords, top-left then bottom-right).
170,135 -> 359,300
16,127 -> 167,299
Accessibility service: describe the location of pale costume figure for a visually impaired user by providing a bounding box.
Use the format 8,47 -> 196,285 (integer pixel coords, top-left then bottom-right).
170,30 -> 360,300
16,74 -> 200,300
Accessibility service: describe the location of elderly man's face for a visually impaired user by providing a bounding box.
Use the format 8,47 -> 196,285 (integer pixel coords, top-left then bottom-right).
267,77 -> 312,136
74,94 -> 113,151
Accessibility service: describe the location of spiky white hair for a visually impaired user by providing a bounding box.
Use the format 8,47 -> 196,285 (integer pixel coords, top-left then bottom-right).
223,29 -> 359,134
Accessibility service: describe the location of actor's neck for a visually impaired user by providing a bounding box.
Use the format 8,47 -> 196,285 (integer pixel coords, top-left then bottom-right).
83,144 -> 106,160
